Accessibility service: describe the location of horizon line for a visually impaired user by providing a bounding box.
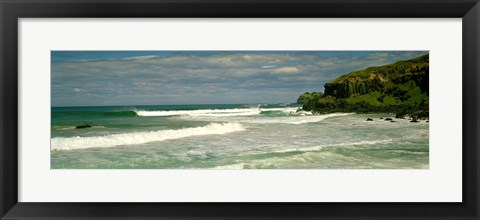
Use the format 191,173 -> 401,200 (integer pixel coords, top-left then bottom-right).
51,102 -> 301,108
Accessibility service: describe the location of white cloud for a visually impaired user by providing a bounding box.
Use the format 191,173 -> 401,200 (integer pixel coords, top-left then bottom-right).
271,66 -> 299,74
366,52 -> 390,60
121,55 -> 161,61
261,65 -> 278,69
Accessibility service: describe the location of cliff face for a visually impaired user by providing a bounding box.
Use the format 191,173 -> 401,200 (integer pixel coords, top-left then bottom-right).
324,78 -> 384,98
323,54 -> 429,98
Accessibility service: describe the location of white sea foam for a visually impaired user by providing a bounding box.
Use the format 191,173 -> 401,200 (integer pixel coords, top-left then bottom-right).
214,163 -> 246,169
55,126 -> 76,131
135,108 -> 261,117
389,150 -> 428,155
294,111 -> 313,116
214,139 -> 394,169
134,107 -> 303,117
259,107 -> 301,113
276,139 -> 394,153
241,113 -> 354,124
51,122 -> 245,151
284,113 -> 352,124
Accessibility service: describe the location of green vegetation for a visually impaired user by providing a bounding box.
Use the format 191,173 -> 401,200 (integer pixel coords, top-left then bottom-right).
297,54 -> 429,119
297,92 -> 323,104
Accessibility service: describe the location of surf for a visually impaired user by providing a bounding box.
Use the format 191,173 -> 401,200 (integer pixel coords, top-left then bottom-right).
51,122 -> 246,151
235,113 -> 354,124
134,107 -> 305,117
275,139 -> 394,153
134,108 -> 261,117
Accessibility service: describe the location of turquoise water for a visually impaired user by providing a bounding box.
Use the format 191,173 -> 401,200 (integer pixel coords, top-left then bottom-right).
51,104 -> 429,169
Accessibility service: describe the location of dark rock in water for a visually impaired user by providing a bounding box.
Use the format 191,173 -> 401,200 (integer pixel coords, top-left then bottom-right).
75,124 -> 92,129
380,117 -> 384,119
385,118 -> 393,121
391,120 -> 396,122
410,118 -> 419,123
366,118 -> 373,121
426,120 -> 429,123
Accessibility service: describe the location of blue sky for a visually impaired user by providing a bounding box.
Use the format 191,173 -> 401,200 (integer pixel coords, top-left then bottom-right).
51,51 -> 428,107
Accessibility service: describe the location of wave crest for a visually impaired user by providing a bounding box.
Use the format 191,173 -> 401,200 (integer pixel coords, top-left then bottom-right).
135,108 -> 260,117
241,113 -> 354,124
134,107 -> 303,117
51,122 -> 245,151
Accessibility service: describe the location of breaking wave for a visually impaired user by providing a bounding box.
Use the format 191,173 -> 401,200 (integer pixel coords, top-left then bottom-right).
51,122 -> 245,151
134,107 -> 303,117
240,113 -> 354,124
135,108 -> 260,117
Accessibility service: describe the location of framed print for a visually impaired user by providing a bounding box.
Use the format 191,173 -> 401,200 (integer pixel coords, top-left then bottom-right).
1,0 -> 479,219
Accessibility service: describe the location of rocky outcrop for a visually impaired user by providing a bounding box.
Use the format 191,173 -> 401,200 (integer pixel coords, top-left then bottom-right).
323,54 -> 429,98
297,53 -> 429,116
75,124 -> 92,129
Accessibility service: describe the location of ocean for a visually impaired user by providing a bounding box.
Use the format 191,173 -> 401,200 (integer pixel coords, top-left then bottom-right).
51,104 -> 429,169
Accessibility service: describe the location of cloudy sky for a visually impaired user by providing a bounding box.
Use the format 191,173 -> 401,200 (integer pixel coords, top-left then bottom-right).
51,51 -> 427,107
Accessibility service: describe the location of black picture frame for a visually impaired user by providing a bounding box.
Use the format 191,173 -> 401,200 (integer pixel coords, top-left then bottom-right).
1,0 -> 479,219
